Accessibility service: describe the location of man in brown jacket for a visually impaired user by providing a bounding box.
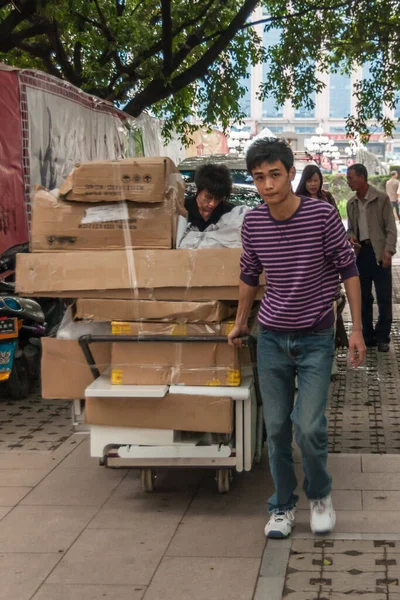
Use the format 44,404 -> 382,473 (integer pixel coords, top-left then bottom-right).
347,164 -> 397,352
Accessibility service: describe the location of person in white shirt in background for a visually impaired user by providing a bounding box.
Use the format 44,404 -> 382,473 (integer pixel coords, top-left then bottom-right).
386,170 -> 400,221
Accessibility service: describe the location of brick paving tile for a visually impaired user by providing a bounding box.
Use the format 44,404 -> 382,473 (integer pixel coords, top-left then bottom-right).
328,320 -> 400,454
282,539 -> 400,598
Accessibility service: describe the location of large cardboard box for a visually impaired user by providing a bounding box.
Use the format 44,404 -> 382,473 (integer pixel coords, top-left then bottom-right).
74,298 -> 235,323
28,286 -> 263,301
31,188 -> 181,251
59,157 -> 177,203
111,320 -> 235,336
111,341 -> 240,386
85,394 -> 233,433
16,248 -> 246,295
41,338 -> 111,400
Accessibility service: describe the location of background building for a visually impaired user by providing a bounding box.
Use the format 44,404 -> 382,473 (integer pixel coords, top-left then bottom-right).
233,7 -> 400,167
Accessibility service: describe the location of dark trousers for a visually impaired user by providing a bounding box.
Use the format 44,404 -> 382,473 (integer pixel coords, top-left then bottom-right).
356,244 -> 392,344
391,201 -> 400,220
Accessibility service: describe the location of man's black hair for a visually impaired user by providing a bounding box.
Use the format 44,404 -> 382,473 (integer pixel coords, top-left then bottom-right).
194,163 -> 232,200
348,163 -> 368,181
246,138 -> 294,173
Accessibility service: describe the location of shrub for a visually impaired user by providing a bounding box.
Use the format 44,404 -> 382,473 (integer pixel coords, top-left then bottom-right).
324,174 -> 351,205
336,198 -> 348,219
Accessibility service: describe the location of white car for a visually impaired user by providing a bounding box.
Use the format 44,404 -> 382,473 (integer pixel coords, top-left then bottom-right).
178,154 -> 254,189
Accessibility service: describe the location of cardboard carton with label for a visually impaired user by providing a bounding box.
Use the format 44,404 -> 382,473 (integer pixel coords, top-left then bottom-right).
59,157 -> 177,203
23,156 -> 261,428
31,170 -> 185,251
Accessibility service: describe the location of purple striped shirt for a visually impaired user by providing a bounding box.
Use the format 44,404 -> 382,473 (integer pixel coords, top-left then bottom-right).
240,196 -> 358,331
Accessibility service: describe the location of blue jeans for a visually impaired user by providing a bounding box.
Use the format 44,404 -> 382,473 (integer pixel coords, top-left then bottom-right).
257,326 -> 334,513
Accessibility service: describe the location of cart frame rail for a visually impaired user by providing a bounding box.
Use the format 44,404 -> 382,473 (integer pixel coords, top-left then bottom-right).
78,333 -> 261,407
78,333 -> 264,493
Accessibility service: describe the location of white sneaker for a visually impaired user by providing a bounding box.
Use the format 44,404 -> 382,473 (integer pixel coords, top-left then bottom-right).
310,494 -> 336,535
264,508 -> 296,539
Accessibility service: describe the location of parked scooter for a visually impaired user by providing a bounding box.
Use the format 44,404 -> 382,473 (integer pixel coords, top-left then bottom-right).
0,280 -> 45,399
0,243 -> 65,399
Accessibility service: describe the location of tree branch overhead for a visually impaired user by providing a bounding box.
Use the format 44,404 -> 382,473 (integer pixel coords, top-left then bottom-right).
0,0 -> 398,141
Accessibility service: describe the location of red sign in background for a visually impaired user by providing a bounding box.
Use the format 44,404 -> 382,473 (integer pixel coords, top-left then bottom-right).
0,71 -> 28,254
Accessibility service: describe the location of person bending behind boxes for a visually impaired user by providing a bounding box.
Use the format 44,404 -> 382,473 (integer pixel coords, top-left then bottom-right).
184,163 -> 234,231
228,138 -> 366,539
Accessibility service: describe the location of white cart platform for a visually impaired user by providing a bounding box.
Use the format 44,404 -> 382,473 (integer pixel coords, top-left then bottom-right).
85,375 -> 263,493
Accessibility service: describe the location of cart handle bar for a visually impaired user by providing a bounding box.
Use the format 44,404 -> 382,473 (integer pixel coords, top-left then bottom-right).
78,333 -> 257,381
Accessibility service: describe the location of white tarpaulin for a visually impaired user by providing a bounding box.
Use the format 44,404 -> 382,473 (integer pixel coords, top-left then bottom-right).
26,86 -> 129,191
135,113 -> 185,165
21,68 -> 185,195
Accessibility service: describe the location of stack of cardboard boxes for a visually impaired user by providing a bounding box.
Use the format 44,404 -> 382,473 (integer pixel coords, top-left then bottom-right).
16,157 -> 263,435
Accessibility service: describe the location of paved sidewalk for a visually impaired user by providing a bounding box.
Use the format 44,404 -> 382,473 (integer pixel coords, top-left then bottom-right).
0,337 -> 400,599
0,238 -> 399,599
256,452 -> 400,600
0,436 -> 268,600
1,437 -> 400,599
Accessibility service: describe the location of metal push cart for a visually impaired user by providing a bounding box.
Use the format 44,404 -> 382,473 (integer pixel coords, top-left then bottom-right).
79,334 -> 264,493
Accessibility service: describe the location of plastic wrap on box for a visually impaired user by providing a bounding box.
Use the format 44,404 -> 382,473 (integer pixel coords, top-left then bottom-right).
111,320 -> 235,336
32,169 -> 186,252
22,154 -> 263,402
74,298 -> 236,323
31,189 -> 176,251
59,157 -> 178,203
16,248 -> 247,295
111,340 -> 240,387
57,306 -> 111,340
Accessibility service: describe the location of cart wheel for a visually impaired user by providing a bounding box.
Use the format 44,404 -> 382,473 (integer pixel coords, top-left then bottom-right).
216,469 -> 231,493
141,468 -> 155,493
99,457 -> 105,467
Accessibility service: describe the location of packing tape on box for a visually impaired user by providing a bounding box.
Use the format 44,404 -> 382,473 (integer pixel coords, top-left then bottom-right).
117,171 -> 188,304
109,318 -> 240,387
110,320 -> 236,336
73,300 -> 237,324
110,366 -> 241,387
34,157 -> 257,403
110,339 -> 241,387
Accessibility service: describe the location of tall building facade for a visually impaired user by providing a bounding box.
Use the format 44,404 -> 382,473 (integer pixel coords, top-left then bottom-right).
236,7 -> 400,162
